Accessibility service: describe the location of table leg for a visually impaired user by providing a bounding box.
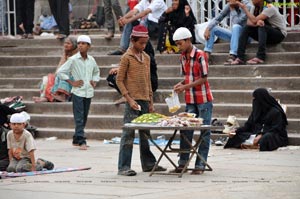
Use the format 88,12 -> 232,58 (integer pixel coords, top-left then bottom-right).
147,130 -> 178,176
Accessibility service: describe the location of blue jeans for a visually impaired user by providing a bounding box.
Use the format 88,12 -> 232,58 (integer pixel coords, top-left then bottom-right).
178,101 -> 213,170
72,94 -> 91,145
118,100 -> 157,172
120,19 -> 149,51
204,24 -> 242,56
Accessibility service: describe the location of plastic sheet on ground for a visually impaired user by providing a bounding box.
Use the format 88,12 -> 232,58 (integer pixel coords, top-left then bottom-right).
103,136 -> 180,146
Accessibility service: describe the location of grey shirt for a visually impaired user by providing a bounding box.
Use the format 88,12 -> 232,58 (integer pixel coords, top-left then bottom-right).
207,0 -> 253,30
262,5 -> 287,37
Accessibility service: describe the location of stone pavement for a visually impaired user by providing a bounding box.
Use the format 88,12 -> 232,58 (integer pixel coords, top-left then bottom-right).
0,138 -> 300,199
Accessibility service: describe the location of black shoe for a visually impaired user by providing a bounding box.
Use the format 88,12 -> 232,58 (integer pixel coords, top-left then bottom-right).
108,49 -> 124,55
169,165 -> 186,173
143,165 -> 167,172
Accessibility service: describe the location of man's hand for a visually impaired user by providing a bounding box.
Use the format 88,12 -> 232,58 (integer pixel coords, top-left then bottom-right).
90,80 -> 97,88
257,20 -> 265,27
31,164 -> 36,171
71,80 -> 84,87
109,68 -> 119,75
204,28 -> 210,40
118,17 -> 129,27
235,1 -> 246,9
174,82 -> 186,93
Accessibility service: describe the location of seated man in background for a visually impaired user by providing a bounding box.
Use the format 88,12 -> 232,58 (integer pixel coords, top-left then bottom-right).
108,0 -> 167,55
204,0 -> 253,64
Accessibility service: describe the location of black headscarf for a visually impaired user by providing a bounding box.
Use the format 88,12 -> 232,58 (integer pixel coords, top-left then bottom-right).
169,0 -> 196,28
252,88 -> 288,125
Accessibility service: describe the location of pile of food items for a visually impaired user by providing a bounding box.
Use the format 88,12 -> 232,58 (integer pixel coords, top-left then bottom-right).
131,113 -> 168,123
158,112 -> 203,127
131,112 -> 203,127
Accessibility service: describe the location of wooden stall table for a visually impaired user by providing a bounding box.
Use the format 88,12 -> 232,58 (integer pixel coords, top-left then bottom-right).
123,123 -> 223,178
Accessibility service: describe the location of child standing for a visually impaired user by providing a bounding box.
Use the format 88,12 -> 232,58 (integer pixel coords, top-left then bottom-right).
57,35 -> 100,150
172,27 -> 213,175
116,25 -> 166,176
6,113 -> 54,172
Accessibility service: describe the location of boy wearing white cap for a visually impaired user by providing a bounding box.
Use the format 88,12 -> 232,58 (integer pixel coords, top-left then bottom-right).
6,113 -> 54,172
172,27 -> 213,175
57,35 -> 100,150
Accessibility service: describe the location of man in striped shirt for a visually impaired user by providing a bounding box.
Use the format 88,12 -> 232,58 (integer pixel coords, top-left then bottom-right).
173,27 -> 214,175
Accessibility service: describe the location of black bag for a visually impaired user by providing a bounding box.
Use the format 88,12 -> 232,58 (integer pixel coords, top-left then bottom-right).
106,74 -> 121,94
96,6 -> 105,27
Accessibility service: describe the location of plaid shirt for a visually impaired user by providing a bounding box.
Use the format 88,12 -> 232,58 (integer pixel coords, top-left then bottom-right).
180,46 -> 213,104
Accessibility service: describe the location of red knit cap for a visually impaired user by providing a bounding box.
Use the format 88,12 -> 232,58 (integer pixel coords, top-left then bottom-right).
131,25 -> 149,38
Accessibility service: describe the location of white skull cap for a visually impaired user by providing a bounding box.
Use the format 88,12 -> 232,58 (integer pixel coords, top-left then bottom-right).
77,35 -> 91,44
10,113 -> 26,123
173,27 -> 192,41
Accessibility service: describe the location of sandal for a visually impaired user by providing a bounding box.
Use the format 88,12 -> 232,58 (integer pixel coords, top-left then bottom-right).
169,165 -> 186,173
246,57 -> 264,64
230,58 -> 245,65
191,168 -> 204,175
118,169 -> 137,176
143,165 -> 167,172
224,55 -> 237,65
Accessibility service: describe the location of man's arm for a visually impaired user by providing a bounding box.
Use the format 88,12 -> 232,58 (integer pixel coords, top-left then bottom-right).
119,8 -> 152,26
204,4 -> 230,40
29,150 -> 36,171
237,2 -> 268,25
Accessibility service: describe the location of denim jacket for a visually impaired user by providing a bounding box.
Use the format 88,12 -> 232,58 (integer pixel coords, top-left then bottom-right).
207,0 -> 253,30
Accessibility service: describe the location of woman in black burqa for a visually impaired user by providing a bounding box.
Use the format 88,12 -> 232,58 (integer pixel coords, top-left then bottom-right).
156,0 -> 196,54
224,88 -> 288,151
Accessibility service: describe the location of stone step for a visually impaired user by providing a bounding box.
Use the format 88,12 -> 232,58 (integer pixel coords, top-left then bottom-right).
1,52 -> 299,66
1,41 -> 300,55
25,102 -> 300,119
0,64 -> 299,78
28,114 -> 300,134
1,31 -> 299,47
1,77 -> 299,91
1,89 -> 299,104
35,127 -> 300,145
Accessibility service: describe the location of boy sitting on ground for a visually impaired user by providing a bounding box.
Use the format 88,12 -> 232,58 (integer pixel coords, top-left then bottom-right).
6,113 -> 54,172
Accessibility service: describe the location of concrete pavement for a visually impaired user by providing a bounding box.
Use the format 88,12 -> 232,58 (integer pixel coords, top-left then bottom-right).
0,138 -> 300,199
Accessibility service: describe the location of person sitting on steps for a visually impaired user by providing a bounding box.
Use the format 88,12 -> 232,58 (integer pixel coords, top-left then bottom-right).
108,0 -> 167,55
32,37 -> 78,103
230,0 -> 287,65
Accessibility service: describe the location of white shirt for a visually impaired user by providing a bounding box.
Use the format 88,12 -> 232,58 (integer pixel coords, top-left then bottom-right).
134,0 -> 167,23
57,52 -> 100,98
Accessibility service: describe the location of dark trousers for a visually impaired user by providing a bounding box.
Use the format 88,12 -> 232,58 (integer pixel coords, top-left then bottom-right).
72,94 -> 91,145
16,0 -> 35,34
48,0 -> 70,35
237,25 -> 285,61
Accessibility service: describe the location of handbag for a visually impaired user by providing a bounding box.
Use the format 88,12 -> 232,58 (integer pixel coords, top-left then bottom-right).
106,73 -> 121,94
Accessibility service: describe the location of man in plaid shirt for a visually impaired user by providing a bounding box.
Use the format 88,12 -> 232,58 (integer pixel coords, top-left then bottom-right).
173,27 -> 213,175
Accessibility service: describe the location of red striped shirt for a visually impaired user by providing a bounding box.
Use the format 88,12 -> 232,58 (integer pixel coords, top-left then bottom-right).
180,46 -> 213,104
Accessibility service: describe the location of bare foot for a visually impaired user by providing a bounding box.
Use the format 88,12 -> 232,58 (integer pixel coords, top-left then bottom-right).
32,96 -> 48,103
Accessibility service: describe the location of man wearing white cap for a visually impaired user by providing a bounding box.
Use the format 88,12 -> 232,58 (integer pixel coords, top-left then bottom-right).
57,35 -> 100,150
6,113 -> 54,172
172,27 -> 213,175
